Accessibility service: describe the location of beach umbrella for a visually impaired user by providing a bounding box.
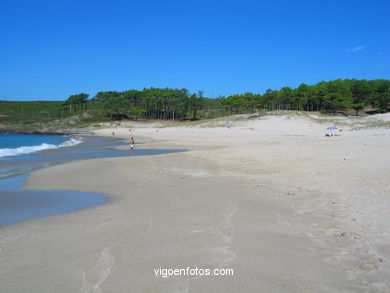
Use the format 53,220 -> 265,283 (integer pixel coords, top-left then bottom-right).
326,126 -> 338,136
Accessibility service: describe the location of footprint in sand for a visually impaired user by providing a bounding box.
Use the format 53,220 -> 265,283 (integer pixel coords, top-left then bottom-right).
79,248 -> 115,293
214,203 -> 238,266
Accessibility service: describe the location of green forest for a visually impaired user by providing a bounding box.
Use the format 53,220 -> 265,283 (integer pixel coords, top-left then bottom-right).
63,78 -> 390,119
1,79 -> 390,126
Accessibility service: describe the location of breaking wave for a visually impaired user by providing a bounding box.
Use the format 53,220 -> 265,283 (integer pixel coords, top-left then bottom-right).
0,138 -> 82,158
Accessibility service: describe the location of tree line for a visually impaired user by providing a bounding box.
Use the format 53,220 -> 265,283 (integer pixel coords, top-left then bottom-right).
63,93 -> 89,113
63,79 -> 390,120
221,79 -> 390,115
95,88 -> 204,120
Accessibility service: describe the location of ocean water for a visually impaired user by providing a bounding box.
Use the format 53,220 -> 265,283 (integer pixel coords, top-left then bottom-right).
0,133 -> 81,158
0,134 -> 185,226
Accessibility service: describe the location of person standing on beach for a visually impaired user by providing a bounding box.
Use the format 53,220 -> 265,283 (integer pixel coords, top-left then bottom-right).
130,137 -> 135,150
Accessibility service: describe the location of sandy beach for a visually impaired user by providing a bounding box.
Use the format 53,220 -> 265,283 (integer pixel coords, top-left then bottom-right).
1,112 -> 390,292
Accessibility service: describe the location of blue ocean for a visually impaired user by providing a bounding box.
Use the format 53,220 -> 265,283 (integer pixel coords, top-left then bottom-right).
0,134 -> 184,226
0,133 -> 81,158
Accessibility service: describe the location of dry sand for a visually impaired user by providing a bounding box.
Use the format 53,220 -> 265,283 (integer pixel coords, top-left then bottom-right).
1,112 -> 390,292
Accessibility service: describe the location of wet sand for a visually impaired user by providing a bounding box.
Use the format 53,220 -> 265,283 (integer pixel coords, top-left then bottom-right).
1,115 -> 390,292
0,174 -> 108,227
0,136 -> 184,227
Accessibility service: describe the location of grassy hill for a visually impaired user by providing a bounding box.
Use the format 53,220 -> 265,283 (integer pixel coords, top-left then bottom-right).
0,101 -> 64,124
0,100 -> 109,131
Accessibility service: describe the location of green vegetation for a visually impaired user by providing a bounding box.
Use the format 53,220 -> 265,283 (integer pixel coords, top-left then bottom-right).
1,79 -> 389,130
63,93 -> 89,112
0,100 -> 109,130
100,88 -> 205,121
0,101 -> 64,124
220,79 -> 390,114
92,79 -> 390,119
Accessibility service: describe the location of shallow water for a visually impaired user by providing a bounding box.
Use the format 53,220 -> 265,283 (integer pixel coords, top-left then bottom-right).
0,174 -> 108,227
0,135 -> 184,178
0,135 -> 185,226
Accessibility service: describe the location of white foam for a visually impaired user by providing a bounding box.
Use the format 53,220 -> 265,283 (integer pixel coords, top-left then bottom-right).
60,137 -> 82,147
0,143 -> 59,158
0,137 -> 83,158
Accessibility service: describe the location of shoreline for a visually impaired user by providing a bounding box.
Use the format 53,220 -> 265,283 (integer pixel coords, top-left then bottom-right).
0,173 -> 109,227
0,135 -> 185,227
1,114 -> 389,292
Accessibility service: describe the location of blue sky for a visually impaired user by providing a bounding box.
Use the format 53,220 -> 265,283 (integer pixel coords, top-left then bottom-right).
0,0 -> 389,100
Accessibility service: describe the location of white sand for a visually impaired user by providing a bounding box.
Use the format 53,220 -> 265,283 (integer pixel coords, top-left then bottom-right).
1,112 -> 390,292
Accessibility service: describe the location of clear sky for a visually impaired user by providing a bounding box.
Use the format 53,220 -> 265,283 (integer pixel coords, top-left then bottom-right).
0,0 -> 389,100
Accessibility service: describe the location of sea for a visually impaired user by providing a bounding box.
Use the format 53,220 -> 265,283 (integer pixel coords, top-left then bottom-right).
0,133 -> 184,226
0,133 -> 81,158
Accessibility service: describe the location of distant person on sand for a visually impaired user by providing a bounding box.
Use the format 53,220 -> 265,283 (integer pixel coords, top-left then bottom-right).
112,131 -> 115,136
130,137 -> 135,150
